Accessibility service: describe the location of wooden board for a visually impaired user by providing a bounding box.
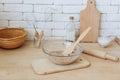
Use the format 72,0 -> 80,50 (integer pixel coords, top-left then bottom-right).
80,0 -> 101,43
0,41 -> 120,80
32,56 -> 90,75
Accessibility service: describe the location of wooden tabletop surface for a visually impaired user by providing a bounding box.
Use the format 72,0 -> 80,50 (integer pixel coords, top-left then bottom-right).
0,40 -> 120,80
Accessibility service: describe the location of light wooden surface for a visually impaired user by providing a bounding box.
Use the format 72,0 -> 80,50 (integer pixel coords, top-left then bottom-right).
32,57 -> 90,75
80,0 -> 101,42
0,40 -> 120,80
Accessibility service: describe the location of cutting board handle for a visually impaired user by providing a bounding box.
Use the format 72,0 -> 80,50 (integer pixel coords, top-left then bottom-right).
87,0 -> 95,7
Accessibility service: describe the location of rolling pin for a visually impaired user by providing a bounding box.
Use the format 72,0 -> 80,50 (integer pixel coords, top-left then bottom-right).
83,47 -> 119,62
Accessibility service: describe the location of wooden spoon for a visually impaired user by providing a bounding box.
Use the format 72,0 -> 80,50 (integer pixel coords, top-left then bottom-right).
33,24 -> 39,38
62,27 -> 91,56
36,31 -> 44,48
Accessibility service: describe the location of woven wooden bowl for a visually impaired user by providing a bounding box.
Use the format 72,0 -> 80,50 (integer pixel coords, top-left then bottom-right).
0,28 -> 27,49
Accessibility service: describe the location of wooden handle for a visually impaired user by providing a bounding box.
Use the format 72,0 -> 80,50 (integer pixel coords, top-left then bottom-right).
36,31 -> 44,48
86,0 -> 98,11
83,47 -> 119,62
105,54 -> 119,62
87,0 -> 95,7
72,27 -> 92,49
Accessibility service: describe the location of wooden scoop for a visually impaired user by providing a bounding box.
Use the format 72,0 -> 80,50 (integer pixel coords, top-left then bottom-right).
35,31 -> 39,38
32,23 -> 39,38
62,27 -> 91,56
36,31 -> 44,48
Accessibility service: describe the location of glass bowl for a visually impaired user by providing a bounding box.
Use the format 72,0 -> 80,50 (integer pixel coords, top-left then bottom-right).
0,28 -> 27,49
42,40 -> 83,65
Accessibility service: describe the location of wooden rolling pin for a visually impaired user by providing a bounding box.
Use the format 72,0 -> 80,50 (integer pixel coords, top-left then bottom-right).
83,47 -> 119,62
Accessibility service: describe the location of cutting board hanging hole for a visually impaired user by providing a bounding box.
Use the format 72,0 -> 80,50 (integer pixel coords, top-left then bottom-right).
90,2 -> 92,4
88,0 -> 95,6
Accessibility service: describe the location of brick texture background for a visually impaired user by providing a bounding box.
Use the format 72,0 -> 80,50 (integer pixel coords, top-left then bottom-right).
0,0 -> 120,40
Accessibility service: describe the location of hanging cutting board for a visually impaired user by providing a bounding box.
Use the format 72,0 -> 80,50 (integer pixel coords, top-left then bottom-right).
31,56 -> 90,75
80,0 -> 101,42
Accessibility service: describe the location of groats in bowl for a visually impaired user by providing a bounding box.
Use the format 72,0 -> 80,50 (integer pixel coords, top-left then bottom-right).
0,28 -> 27,49
42,44 -> 83,65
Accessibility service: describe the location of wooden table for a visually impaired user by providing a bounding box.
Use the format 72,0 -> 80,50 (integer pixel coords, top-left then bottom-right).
0,40 -> 120,80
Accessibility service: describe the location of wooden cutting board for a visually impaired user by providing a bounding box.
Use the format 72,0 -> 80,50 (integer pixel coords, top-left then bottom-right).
80,0 -> 101,43
31,56 -> 90,75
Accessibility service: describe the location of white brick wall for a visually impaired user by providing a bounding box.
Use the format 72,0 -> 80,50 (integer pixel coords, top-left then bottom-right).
97,6 -> 118,14
107,14 -> 120,21
0,12 -> 22,20
23,13 -> 45,21
52,30 -> 66,37
24,0 -> 53,4
4,4 -> 33,12
9,21 -> 33,28
34,5 -> 62,13
0,0 -> 22,3
0,0 -> 120,40
37,22 -> 54,29
54,0 -> 83,5
101,22 -> 119,29
0,21 -> 8,27
53,14 -> 80,21
34,5 -> 53,13
111,0 -> 120,5
63,6 -> 85,13
0,4 -> 3,11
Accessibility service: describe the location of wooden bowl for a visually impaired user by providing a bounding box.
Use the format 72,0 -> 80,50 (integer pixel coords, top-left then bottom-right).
0,28 -> 27,49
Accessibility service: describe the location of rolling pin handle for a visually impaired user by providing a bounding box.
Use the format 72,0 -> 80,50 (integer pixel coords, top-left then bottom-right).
105,53 -> 119,62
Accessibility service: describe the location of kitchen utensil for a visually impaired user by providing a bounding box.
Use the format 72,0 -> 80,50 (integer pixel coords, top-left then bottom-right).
26,19 -> 39,39
83,47 -> 119,62
36,31 -> 44,48
32,56 -> 90,75
62,27 -> 91,56
0,28 -> 27,49
42,44 -> 83,65
34,31 -> 44,48
80,0 -> 101,42
97,37 -> 115,48
33,24 -> 39,38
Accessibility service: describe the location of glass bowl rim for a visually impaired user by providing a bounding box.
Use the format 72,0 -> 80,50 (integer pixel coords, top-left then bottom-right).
42,44 -> 83,57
